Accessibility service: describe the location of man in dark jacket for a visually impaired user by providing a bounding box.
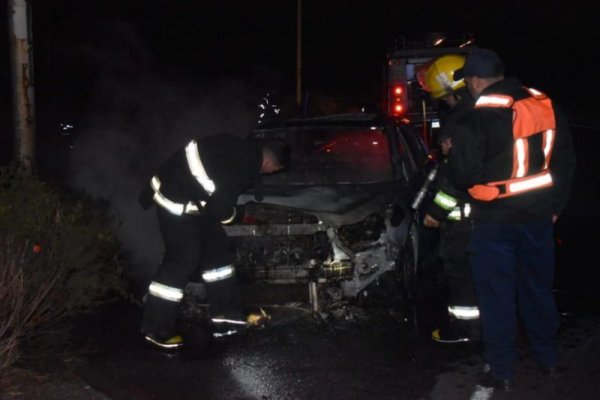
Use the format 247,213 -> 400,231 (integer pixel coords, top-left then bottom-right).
139,134 -> 289,349
447,48 -> 575,394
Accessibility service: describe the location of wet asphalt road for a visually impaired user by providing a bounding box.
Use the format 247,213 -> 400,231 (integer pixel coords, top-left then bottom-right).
61,285 -> 598,400
75,298 -> 444,400
53,210 -> 600,400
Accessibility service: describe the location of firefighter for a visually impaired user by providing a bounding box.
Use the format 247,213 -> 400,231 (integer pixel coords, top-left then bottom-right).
447,48 -> 575,393
138,134 -> 290,349
420,54 -> 480,344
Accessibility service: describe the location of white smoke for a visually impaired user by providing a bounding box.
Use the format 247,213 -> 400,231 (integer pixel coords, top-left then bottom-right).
68,21 -> 263,286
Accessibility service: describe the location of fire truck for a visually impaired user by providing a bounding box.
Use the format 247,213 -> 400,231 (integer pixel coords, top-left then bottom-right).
383,33 -> 474,147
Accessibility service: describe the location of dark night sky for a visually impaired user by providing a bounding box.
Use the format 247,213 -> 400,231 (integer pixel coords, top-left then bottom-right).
0,0 -> 597,162
1,1 -> 597,121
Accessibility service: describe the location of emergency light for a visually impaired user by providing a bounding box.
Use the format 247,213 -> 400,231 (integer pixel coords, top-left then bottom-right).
390,84 -> 407,116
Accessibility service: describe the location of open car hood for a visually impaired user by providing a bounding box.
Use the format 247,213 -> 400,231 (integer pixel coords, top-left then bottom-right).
237,183 -> 395,225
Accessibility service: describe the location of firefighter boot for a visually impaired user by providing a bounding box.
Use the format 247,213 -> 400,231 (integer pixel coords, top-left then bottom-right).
246,307 -> 271,327
431,319 -> 471,344
144,333 -> 184,350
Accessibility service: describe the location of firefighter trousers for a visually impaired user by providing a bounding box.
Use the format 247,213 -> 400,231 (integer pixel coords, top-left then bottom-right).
469,219 -> 559,381
141,208 -> 242,338
439,220 -> 477,308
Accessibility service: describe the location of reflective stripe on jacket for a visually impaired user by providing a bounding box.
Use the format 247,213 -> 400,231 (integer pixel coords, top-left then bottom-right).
468,87 -> 556,201
151,140 -> 218,216
433,190 -> 471,221
146,135 -> 261,222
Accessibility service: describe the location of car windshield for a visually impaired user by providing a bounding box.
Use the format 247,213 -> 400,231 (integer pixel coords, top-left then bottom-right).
256,126 -> 394,185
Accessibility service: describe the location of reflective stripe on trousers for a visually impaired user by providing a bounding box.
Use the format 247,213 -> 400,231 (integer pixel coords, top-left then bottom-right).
148,281 -> 184,302
448,305 -> 480,320
202,265 -> 235,282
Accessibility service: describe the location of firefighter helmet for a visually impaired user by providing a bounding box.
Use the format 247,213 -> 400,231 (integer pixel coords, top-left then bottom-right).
424,54 -> 466,99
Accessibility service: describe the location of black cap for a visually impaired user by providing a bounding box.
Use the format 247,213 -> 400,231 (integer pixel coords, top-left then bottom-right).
454,48 -> 504,80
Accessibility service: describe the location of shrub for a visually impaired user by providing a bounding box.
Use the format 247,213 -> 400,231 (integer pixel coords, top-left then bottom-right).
0,165 -> 126,370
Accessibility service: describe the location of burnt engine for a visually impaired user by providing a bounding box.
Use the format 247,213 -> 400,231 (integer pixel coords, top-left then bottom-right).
225,203 -> 390,285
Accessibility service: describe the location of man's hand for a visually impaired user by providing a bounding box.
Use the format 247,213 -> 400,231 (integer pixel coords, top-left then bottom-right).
552,214 -> 558,223
423,213 -> 440,228
440,137 -> 453,156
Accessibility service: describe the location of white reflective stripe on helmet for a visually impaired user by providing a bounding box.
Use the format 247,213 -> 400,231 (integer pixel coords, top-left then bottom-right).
515,138 -> 527,178
507,172 -> 552,194
202,265 -> 235,282
434,191 -> 458,210
148,281 -> 184,302
448,305 -> 480,320
185,140 -> 216,195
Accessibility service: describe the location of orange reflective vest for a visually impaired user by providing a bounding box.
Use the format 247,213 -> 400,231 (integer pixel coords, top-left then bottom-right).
468,88 -> 556,201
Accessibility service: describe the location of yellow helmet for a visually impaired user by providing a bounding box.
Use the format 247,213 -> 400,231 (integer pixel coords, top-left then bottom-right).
424,54 -> 466,99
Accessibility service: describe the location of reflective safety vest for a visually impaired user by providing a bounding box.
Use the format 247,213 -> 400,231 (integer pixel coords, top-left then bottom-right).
149,140 -> 237,223
468,88 -> 555,201
433,190 -> 471,221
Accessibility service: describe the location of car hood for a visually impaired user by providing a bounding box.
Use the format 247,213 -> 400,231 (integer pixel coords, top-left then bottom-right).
237,183 -> 395,225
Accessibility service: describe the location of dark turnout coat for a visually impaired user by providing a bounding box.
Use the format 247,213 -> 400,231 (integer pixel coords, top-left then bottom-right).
140,134 -> 263,222
446,78 -> 576,223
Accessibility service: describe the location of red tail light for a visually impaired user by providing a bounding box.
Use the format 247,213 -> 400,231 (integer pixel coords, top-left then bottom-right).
390,84 -> 407,116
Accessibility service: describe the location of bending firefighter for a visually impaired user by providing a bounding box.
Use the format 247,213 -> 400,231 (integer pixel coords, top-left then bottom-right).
138,134 -> 289,349
420,54 -> 480,343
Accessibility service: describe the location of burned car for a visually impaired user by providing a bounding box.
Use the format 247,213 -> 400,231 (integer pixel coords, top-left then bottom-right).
224,113 -> 432,308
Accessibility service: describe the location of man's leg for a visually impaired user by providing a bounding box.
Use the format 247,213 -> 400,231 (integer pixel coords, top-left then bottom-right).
142,210 -> 202,340
446,256 -> 480,337
470,222 -> 517,381
198,220 -> 244,336
516,219 -> 560,370
433,221 -> 478,343
442,221 -> 479,321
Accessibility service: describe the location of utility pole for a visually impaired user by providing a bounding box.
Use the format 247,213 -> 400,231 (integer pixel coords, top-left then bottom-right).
8,0 -> 36,173
295,0 -> 302,109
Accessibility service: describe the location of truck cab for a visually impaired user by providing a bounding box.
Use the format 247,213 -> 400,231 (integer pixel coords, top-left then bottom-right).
383,34 -> 474,147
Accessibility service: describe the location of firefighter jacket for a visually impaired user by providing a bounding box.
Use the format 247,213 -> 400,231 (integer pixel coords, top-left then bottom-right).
446,78 -> 576,223
139,134 -> 263,223
427,93 -> 474,222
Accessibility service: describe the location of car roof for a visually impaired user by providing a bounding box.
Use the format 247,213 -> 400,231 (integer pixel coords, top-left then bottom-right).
252,113 -> 390,132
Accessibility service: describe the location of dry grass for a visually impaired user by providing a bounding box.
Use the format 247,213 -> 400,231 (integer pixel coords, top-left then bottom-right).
0,237 -> 74,370
0,167 -> 126,373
